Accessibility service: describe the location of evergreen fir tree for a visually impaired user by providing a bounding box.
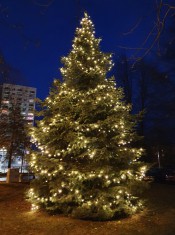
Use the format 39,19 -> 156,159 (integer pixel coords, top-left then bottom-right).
28,13 -> 147,220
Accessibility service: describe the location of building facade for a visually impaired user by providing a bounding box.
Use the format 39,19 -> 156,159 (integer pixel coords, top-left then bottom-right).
0,83 -> 36,125
0,83 -> 36,173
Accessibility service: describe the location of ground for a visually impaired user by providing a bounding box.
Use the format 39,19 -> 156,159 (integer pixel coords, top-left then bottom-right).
0,182 -> 175,235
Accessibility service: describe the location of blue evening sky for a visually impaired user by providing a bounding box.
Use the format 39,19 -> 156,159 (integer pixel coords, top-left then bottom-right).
1,0 -> 157,99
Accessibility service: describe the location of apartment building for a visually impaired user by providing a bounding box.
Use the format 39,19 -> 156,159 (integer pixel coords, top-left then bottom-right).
0,83 -> 36,173
0,83 -> 36,125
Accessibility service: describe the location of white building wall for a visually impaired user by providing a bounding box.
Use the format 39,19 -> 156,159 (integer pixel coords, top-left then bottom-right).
0,83 -> 36,125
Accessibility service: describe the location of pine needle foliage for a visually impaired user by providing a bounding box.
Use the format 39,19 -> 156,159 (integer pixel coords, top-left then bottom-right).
28,13 -> 147,221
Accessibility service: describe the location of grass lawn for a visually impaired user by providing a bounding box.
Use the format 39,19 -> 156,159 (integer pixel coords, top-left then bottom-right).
0,182 -> 175,235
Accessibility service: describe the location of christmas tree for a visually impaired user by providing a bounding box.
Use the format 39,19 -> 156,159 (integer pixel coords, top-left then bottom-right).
28,13 -> 147,220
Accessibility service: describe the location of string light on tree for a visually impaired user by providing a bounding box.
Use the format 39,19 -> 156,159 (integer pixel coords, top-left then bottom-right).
28,12 -> 148,221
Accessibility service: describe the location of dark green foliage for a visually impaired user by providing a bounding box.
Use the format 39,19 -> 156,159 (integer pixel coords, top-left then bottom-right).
28,13 -> 147,220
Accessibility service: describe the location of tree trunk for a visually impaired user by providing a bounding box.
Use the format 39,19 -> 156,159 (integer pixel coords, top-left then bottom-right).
7,142 -> 13,169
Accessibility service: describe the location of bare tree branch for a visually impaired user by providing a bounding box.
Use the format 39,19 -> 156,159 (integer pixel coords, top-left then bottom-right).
119,0 -> 175,64
122,17 -> 143,36
32,0 -> 55,7
118,46 -> 147,50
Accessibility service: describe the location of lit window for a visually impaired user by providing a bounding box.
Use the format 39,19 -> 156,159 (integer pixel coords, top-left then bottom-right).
2,100 -> 9,104
28,113 -> 34,116
2,110 -> 8,114
26,116 -> 34,120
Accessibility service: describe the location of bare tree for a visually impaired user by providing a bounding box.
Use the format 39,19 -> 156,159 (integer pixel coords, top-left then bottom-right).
119,0 -> 175,64
0,103 -> 30,169
114,53 -> 132,103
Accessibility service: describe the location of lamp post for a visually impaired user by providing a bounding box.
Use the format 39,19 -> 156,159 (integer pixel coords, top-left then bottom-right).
157,150 -> 161,168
